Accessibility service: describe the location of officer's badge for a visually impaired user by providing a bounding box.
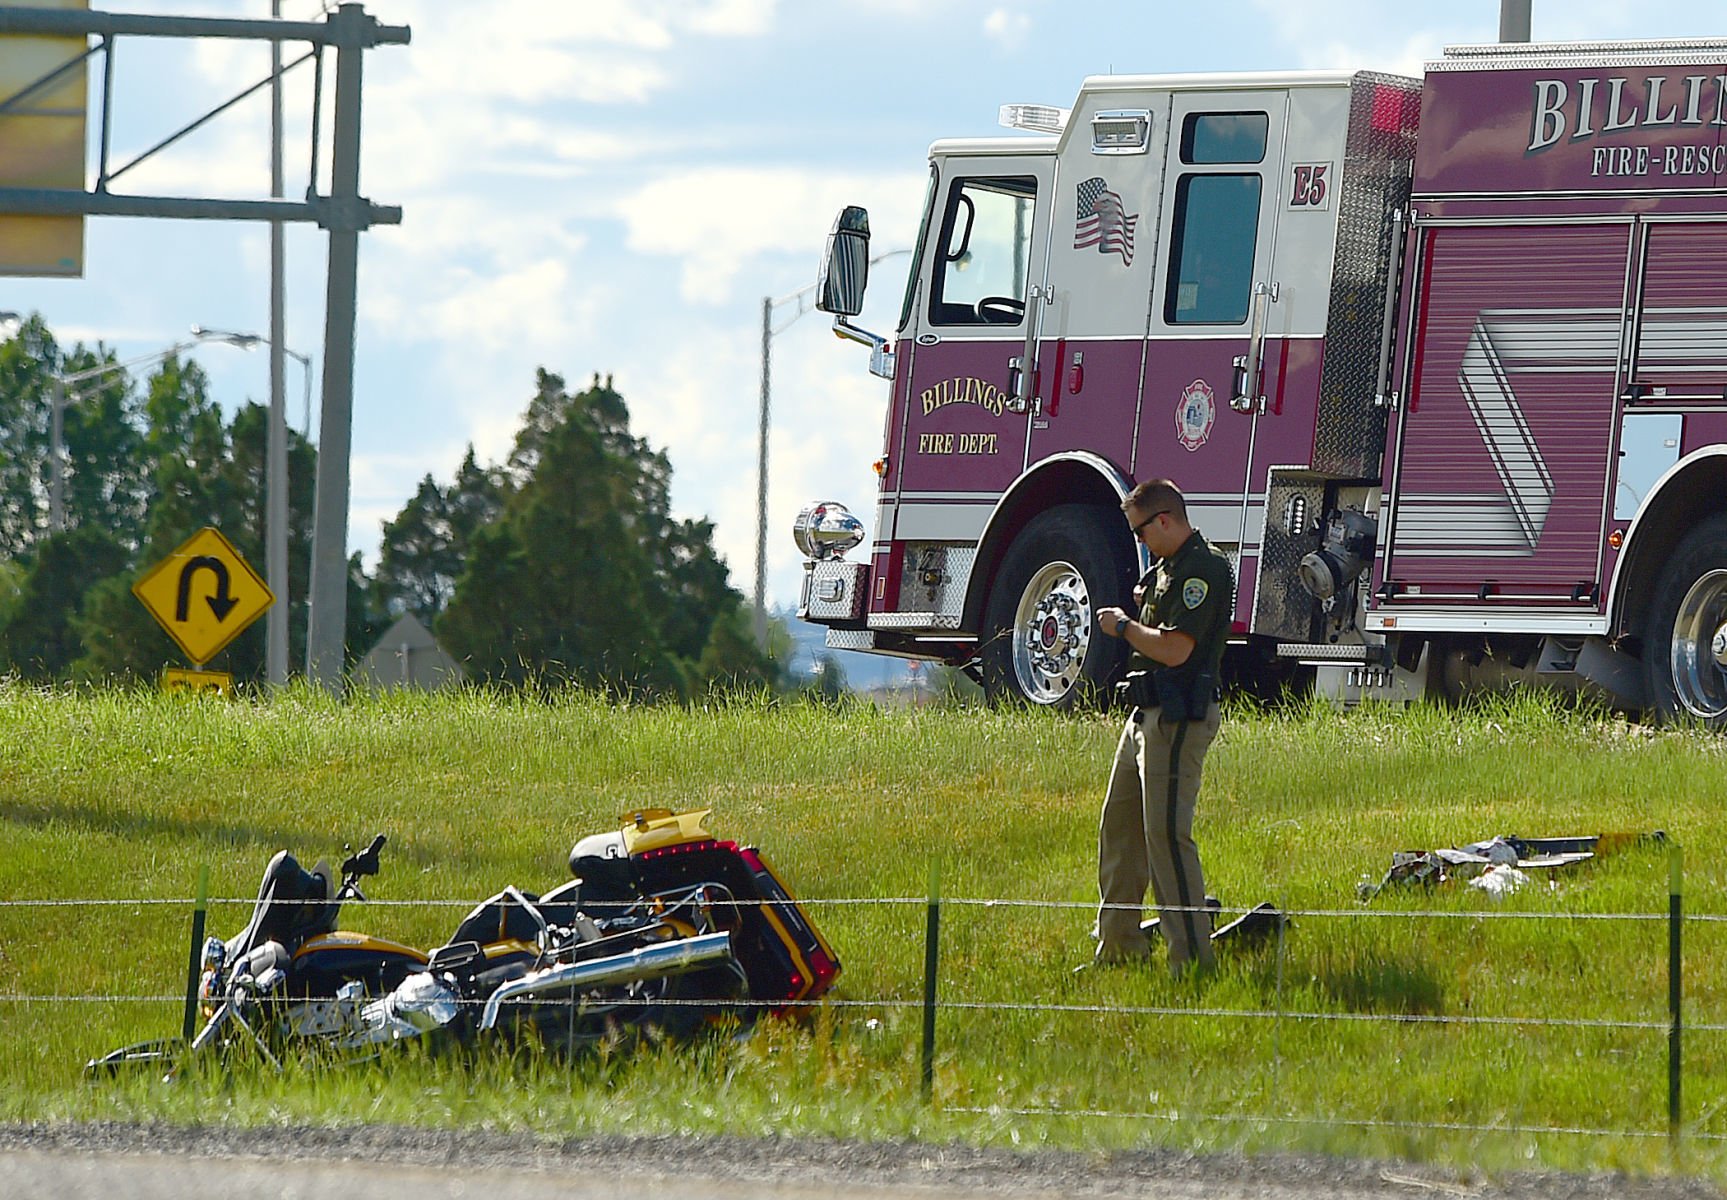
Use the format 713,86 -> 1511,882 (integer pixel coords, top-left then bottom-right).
1182,578 -> 1208,609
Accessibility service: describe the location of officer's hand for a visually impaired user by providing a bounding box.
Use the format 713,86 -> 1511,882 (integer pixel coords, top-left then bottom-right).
1096,606 -> 1129,637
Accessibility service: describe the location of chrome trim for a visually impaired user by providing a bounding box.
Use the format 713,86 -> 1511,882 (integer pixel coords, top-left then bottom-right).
350,972 -> 461,1046
1366,611 -> 1609,635
1409,211 -> 1640,226
833,317 -> 896,379
1432,40 -> 1727,70
477,931 -> 734,1033
1374,208 -> 1408,409
1417,190 -> 1727,205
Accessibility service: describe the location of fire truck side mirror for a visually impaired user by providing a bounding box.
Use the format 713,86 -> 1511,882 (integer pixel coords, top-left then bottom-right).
817,205 -> 872,317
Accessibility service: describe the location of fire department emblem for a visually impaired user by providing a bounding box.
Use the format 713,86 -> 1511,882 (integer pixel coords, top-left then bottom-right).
1175,379 -> 1215,451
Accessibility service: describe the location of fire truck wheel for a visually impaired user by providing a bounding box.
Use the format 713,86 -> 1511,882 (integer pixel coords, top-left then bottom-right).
1644,515 -> 1727,725
981,504 -> 1135,708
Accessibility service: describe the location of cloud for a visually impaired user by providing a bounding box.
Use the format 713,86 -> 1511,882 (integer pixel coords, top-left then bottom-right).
612,166 -> 928,304
1242,0 -> 1506,73
983,8 -> 1032,51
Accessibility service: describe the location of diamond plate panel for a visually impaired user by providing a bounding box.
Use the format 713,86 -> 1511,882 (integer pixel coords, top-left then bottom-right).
824,629 -> 876,652
869,612 -> 965,630
1252,472 -> 1326,641
800,560 -> 868,622
894,542 -> 975,618
1313,72 -> 1421,479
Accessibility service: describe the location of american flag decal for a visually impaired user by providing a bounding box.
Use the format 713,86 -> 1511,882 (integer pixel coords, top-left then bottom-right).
1074,176 -> 1137,265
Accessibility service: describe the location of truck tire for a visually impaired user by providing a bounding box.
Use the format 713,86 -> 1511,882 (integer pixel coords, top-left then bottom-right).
980,504 -> 1136,708
1644,514 -> 1727,724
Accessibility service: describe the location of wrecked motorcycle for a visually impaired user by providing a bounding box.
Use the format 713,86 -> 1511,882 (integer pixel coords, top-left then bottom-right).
87,809 -> 840,1075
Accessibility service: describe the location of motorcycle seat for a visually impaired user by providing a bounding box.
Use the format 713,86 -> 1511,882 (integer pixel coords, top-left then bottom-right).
450,886 -> 548,948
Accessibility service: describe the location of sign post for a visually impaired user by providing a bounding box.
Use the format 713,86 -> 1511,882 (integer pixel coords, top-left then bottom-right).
132,526 -> 274,676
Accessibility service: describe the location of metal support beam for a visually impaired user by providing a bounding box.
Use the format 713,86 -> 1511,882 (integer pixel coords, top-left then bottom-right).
0,6 -> 407,47
305,3 -> 368,694
0,187 -> 399,226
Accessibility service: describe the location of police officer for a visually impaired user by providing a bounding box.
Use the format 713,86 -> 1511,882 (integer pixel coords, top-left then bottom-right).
1090,479 -> 1233,975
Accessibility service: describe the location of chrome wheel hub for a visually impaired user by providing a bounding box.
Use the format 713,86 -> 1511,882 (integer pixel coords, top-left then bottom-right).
1011,561 -> 1091,704
1670,569 -> 1727,719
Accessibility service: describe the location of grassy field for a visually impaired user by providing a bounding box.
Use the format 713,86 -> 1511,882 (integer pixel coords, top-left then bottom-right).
1,684 -> 1724,1180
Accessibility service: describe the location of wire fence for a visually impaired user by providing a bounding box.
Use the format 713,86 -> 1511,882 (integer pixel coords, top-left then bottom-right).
4,866 -> 1716,1149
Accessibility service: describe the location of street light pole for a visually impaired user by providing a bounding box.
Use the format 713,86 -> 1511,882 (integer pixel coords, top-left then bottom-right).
49,373 -> 66,531
192,324 -> 313,683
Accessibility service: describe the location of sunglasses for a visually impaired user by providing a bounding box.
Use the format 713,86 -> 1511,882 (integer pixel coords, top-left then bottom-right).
1130,509 -> 1174,538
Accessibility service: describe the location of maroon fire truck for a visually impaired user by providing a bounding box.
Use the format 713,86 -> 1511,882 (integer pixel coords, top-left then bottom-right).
794,38 -> 1727,721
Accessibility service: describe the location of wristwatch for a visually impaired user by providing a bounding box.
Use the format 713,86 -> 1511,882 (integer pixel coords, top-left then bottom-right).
1115,616 -> 1130,637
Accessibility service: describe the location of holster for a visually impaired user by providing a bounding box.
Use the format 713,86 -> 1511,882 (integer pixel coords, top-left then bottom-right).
1153,666 -> 1215,722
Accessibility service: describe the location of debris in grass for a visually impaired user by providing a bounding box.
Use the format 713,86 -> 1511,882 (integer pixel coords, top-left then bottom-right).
1467,862 -> 1527,899
1357,831 -> 1665,901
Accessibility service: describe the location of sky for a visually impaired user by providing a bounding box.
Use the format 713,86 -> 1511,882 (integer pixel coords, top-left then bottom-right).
3,0 -> 1721,622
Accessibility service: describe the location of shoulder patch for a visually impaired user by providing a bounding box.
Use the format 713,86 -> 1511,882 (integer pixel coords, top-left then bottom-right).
1182,577 -> 1208,610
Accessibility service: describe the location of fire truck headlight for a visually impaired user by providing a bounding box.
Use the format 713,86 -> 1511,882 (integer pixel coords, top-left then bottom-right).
792,502 -> 866,561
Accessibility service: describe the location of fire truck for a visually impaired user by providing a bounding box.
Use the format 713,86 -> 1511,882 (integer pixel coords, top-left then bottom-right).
793,38 -> 1727,721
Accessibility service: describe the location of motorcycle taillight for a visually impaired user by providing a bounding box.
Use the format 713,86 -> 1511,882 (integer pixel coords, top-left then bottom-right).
807,946 -> 838,990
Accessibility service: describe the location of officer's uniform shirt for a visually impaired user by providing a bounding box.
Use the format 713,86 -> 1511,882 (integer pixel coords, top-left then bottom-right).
1129,529 -> 1233,678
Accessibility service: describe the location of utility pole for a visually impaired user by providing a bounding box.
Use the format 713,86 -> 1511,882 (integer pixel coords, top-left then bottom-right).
1500,0 -> 1531,42
753,294 -> 773,645
266,0 -> 289,687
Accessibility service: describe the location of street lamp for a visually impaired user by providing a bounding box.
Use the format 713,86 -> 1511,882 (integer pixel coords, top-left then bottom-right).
753,249 -> 910,646
192,324 -> 314,688
191,326 -> 314,437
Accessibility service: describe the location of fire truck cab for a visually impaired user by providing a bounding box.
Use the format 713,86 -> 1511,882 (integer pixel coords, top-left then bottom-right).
799,40 -> 1727,722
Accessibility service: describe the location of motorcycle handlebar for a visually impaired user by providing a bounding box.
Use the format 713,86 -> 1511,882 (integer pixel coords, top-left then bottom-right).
340,834 -> 387,885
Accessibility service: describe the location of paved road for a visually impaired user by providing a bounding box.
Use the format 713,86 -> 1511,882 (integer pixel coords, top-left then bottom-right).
1,1125 -> 1721,1200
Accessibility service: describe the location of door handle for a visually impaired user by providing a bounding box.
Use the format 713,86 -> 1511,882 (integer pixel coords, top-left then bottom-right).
1230,280 -> 1279,415
1006,285 -> 1051,413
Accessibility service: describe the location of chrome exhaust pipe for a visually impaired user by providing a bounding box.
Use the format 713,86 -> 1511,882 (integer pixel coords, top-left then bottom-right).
478,930 -> 734,1031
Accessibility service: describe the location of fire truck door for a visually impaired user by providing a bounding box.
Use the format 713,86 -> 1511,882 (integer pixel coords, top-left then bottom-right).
1028,95 -> 1170,465
1139,92 -> 1290,572
891,159 -> 1053,549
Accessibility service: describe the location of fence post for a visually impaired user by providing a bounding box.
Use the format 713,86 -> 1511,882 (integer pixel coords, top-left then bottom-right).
1669,841 -> 1683,1144
920,858 -> 941,1103
182,864 -> 210,1041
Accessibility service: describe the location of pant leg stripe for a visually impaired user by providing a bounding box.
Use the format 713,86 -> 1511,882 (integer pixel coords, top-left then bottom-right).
1166,718 -> 1199,957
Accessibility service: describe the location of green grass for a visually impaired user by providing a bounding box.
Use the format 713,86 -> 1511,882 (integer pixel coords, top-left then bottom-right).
1,684 -> 1724,1179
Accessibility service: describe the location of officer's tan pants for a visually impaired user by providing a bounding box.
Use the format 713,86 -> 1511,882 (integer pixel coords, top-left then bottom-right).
1095,705 -> 1220,972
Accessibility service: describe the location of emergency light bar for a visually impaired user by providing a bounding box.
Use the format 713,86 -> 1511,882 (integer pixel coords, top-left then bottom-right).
998,103 -> 1069,134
